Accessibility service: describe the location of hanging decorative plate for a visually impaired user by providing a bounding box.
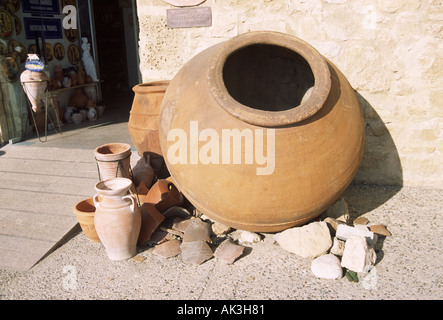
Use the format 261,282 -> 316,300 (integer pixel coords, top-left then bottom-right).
0,10 -> 14,40
0,42 -> 7,56
65,28 -> 78,42
54,43 -> 65,61
45,43 -> 54,62
7,40 -> 26,63
28,44 -> 38,55
14,14 -> 21,35
9,0 -> 20,12
2,56 -> 19,82
5,3 -> 16,14
68,44 -> 80,65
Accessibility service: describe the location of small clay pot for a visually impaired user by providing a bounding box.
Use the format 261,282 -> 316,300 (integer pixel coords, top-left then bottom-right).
73,197 -> 100,242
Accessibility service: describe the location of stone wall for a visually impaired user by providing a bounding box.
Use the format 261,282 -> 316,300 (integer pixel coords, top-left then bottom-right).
136,0 -> 443,188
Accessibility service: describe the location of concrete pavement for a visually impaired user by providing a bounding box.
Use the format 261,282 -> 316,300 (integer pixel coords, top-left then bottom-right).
0,101 -> 442,300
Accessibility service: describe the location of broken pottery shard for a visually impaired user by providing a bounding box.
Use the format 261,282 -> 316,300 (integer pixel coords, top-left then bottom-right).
172,217 -> 193,233
180,241 -> 213,265
353,216 -> 369,226
341,235 -> 377,273
214,238 -> 245,264
138,203 -> 165,245
336,224 -> 378,246
311,254 -> 343,280
153,239 -> 182,258
369,224 -> 391,237
182,218 -> 212,243
277,221 -> 332,259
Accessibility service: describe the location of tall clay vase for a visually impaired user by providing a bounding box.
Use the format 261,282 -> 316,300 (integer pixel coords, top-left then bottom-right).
94,143 -> 132,181
93,178 -> 141,260
158,31 -> 365,232
128,81 -> 170,158
20,70 -> 49,112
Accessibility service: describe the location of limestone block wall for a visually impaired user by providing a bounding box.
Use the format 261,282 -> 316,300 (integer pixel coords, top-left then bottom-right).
136,0 -> 442,188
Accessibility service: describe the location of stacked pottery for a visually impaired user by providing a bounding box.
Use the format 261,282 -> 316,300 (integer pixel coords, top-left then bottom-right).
20,54 -> 49,112
93,178 -> 141,260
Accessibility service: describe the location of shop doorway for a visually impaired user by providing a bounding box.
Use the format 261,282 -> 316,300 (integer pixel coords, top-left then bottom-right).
79,0 -> 141,111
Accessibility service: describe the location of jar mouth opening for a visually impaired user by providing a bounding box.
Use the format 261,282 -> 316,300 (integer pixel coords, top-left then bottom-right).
209,32 -> 331,127
132,81 -> 170,93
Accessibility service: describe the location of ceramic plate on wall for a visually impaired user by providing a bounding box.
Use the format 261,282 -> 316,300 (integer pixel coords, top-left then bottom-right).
45,43 -> 54,62
0,42 -> 7,56
68,44 -> 80,65
8,39 -> 26,63
2,56 -> 19,82
65,28 -> 78,42
54,43 -> 65,61
0,10 -> 13,40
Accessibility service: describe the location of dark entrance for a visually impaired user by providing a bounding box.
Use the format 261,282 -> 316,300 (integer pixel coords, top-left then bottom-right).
79,0 -> 140,111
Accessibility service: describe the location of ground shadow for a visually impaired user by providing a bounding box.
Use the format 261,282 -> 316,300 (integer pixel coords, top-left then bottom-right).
344,91 -> 403,218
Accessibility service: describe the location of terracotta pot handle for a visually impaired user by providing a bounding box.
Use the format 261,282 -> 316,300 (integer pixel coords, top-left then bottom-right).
122,195 -> 135,212
93,194 -> 100,208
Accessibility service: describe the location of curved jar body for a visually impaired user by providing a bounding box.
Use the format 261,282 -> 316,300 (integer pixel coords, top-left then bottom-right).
94,178 -> 141,260
158,31 -> 365,232
20,70 -> 49,112
128,81 -> 170,157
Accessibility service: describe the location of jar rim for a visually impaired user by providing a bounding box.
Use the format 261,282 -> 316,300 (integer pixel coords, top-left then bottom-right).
208,31 -> 331,127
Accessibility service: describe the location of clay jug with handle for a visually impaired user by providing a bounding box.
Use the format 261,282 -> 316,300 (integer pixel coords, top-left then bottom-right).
93,178 -> 141,261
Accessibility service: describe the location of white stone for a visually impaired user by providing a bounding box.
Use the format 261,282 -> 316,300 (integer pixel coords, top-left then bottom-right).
211,221 -> 231,236
311,254 -> 343,280
277,221 -> 332,259
239,231 -> 261,244
330,237 -> 345,256
336,224 -> 378,246
341,236 -> 377,273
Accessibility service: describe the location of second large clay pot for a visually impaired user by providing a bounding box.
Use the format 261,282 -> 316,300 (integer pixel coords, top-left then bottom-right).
158,31 -> 365,232
128,81 -> 170,158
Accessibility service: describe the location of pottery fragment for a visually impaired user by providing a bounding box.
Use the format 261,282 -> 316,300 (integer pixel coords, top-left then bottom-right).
153,239 -> 182,258
137,203 -> 165,245
214,238 -> 245,264
182,218 -> 212,243
180,241 -> 213,265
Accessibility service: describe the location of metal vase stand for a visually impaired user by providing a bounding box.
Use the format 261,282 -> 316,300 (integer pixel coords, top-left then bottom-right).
21,80 -> 62,142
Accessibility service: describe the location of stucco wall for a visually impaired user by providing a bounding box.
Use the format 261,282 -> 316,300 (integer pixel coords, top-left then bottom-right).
136,0 -> 443,188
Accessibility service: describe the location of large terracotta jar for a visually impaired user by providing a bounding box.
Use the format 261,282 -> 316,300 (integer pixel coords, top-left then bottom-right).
128,81 -> 170,158
158,31 -> 365,232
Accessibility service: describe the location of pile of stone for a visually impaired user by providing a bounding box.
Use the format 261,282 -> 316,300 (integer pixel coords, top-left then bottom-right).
275,198 -> 391,281
140,188 -> 390,283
